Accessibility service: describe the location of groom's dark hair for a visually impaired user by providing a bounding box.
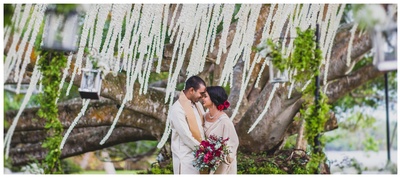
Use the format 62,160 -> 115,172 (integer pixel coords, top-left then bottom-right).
184,75 -> 206,91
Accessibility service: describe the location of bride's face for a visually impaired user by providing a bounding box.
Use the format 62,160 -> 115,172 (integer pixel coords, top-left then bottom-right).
202,92 -> 213,109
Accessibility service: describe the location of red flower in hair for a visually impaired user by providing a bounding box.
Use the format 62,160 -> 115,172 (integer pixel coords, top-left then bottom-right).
224,101 -> 230,109
217,104 -> 224,111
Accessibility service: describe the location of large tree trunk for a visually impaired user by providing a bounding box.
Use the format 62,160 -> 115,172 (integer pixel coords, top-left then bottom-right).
3,4 -> 385,166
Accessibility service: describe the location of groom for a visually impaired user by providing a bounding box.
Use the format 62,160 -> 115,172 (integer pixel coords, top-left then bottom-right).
169,75 -> 207,174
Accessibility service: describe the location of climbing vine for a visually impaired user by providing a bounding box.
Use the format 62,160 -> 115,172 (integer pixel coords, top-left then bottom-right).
265,38 -> 288,71
257,27 -> 331,173
37,51 -> 67,174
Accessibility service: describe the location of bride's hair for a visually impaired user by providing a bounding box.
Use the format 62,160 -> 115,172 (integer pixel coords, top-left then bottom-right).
206,86 -> 229,110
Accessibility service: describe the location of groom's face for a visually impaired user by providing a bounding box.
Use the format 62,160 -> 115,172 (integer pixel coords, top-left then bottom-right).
189,84 -> 206,103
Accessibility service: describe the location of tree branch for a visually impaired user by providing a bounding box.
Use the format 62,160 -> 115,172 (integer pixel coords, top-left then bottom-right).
325,65 -> 385,104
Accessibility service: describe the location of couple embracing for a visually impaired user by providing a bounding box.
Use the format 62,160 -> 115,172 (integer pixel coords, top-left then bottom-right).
169,75 -> 239,174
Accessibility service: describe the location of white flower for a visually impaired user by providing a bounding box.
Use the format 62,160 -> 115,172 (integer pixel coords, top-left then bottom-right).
256,40 -> 267,49
97,60 -> 110,78
21,163 -> 44,174
354,4 -> 388,30
260,48 -> 269,57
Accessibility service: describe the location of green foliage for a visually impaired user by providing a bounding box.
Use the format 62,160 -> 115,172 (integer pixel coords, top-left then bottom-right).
237,151 -> 285,174
300,91 -> 330,173
4,4 -> 14,27
292,28 -> 328,173
61,158 -> 83,174
333,70 -> 397,113
237,150 -> 311,174
37,51 -> 67,174
141,149 -> 315,174
260,27 -> 323,84
266,38 -> 288,72
176,83 -> 185,91
57,82 -> 81,102
325,111 -> 384,151
5,157 -> 81,174
292,27 -> 323,81
222,83 -> 231,95
340,4 -> 354,24
340,112 -> 377,131
305,152 -> 326,173
3,157 -> 15,172
149,72 -> 169,83
351,4 -> 387,31
104,141 -> 158,161
282,134 -> 298,149
4,91 -> 25,112
34,17 -> 46,51
232,4 -> 242,23
88,51 -> 99,68
362,136 -> 380,152
139,162 -> 173,174
303,93 -> 330,148
259,27 -> 329,173
53,4 -> 78,14
326,50 -> 397,153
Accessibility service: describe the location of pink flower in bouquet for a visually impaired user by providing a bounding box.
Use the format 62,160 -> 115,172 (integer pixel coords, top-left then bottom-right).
204,152 -> 212,164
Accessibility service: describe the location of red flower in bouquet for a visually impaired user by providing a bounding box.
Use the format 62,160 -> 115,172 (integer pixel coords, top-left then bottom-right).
192,134 -> 230,172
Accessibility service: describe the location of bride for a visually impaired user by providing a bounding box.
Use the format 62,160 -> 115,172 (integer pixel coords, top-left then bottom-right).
201,86 -> 239,174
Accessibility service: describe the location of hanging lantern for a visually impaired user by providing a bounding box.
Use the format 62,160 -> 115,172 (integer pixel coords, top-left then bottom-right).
41,5 -> 79,52
372,21 -> 397,72
78,68 -> 102,100
268,58 -> 289,83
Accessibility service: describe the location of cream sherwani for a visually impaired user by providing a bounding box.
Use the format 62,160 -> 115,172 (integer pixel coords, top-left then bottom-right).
203,113 -> 239,174
170,91 -> 205,174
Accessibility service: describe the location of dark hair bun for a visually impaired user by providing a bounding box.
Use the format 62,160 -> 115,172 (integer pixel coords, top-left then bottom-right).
206,86 -> 229,110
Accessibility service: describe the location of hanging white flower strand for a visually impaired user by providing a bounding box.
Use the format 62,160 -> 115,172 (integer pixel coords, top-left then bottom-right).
56,54 -> 74,104
323,5 -> 345,93
346,22 -> 358,67
66,4 -> 101,96
248,83 -> 278,133
60,99 -> 91,149
16,4 -> 46,93
4,64 -> 41,158
4,4 -> 32,83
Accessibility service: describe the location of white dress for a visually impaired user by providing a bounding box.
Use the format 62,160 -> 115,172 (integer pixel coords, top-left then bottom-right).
203,113 -> 239,174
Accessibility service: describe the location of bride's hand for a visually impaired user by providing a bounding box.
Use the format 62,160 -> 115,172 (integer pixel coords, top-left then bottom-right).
224,155 -> 232,164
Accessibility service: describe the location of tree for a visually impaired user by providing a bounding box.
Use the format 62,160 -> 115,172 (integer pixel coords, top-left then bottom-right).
3,4 -> 394,169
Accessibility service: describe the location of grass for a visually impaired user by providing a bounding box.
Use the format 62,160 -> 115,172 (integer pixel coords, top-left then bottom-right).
81,170 -> 142,174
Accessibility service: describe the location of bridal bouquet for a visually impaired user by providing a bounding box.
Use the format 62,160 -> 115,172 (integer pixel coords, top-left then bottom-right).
192,134 -> 230,172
